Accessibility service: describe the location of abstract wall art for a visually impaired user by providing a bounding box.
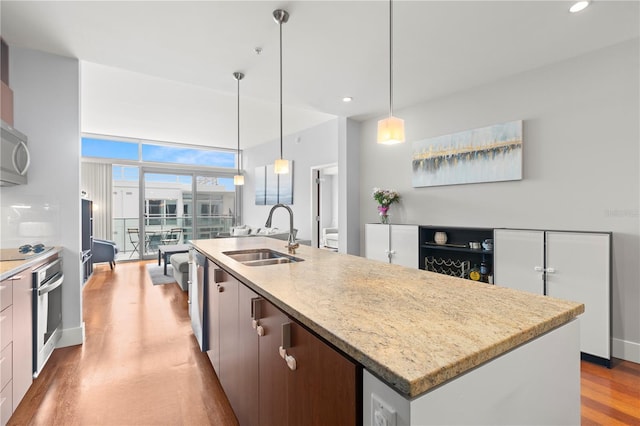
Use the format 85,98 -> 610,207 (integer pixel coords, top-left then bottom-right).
255,161 -> 294,205
412,120 -> 523,187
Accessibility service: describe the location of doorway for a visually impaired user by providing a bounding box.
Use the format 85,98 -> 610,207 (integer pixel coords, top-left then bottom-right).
310,163 -> 338,250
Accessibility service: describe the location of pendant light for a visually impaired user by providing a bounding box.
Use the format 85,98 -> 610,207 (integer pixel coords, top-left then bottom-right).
233,72 -> 245,186
273,9 -> 290,174
377,0 -> 405,145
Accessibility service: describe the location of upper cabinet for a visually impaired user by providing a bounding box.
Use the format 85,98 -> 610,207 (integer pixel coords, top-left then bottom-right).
364,224 -> 419,268
494,229 -> 611,366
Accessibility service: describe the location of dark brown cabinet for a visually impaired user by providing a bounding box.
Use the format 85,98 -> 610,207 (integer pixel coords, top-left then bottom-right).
258,298 -> 290,426
205,257 -> 358,426
236,284 -> 260,426
287,322 -> 358,426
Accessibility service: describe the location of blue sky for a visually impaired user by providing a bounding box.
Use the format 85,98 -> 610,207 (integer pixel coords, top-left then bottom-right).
82,137 -> 235,167
84,138 -> 237,191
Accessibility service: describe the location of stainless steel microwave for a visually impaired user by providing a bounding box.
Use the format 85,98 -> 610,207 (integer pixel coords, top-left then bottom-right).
1,119 -> 30,186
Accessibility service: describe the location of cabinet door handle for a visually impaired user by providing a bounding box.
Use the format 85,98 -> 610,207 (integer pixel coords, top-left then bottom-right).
213,268 -> 224,283
285,354 -> 297,371
546,267 -> 556,274
251,297 -> 262,320
281,322 -> 291,350
256,325 -> 265,336
534,266 -> 544,272
278,346 -> 297,370
217,284 -> 224,293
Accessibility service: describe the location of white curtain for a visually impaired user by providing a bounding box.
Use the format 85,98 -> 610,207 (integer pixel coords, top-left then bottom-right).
81,162 -> 113,240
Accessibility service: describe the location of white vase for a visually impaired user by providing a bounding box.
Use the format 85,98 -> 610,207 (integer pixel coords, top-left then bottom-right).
434,232 -> 447,245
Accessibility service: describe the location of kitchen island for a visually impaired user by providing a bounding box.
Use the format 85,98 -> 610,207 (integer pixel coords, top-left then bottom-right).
191,237 -> 584,425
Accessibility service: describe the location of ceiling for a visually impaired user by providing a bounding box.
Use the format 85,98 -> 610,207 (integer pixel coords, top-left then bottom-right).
1,1 -> 638,149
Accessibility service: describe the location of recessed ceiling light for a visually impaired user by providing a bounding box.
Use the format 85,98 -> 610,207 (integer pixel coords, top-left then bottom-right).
342,97 -> 353,103
569,1 -> 590,13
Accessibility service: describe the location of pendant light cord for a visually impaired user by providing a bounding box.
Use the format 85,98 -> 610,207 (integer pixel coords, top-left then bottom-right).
279,17 -> 284,160
389,0 -> 394,118
237,76 -> 241,175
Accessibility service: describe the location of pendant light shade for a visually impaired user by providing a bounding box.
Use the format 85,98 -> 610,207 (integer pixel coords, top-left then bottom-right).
233,71 -> 245,186
274,158 -> 289,174
377,116 -> 405,145
273,9 -> 290,174
377,0 -> 405,145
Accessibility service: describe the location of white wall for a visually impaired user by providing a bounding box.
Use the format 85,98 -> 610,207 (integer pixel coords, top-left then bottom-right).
359,39 -> 640,361
3,47 -> 84,346
242,119 -> 339,241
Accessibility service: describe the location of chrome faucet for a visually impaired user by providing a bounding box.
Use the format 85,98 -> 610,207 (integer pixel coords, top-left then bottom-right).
265,203 -> 299,253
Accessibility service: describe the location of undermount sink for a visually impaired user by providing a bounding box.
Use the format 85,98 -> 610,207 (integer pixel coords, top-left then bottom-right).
222,249 -> 304,266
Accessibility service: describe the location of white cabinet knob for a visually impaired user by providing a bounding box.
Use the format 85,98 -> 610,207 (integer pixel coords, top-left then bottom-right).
252,319 -> 258,329
546,267 -> 556,274
256,325 -> 265,336
279,346 -> 287,359
534,266 -> 543,272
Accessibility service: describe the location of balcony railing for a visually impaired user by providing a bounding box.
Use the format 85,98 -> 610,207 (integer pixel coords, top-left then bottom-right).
112,215 -> 234,260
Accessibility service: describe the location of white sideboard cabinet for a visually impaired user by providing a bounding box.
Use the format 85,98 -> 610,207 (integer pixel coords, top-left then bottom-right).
365,224 -> 419,268
493,229 -> 611,366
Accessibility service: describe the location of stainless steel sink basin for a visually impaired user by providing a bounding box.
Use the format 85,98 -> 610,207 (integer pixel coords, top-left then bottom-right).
222,249 -> 303,266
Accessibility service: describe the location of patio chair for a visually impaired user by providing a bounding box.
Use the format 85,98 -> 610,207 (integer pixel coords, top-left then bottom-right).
161,228 -> 183,245
127,228 -> 140,258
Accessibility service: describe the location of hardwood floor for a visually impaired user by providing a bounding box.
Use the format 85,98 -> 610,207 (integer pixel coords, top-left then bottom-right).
9,261 -> 238,425
7,261 -> 640,425
581,358 -> 640,425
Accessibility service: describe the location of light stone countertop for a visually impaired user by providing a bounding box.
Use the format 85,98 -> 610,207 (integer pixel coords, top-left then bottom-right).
0,247 -> 62,281
191,237 -> 584,398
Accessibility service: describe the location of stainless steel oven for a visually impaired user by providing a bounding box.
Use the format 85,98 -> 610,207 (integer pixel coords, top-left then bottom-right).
32,257 -> 63,377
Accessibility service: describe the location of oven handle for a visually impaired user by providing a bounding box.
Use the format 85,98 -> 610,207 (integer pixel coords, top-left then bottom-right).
37,273 -> 64,296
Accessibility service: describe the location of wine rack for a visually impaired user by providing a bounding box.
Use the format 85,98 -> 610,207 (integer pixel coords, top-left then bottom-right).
425,256 -> 470,278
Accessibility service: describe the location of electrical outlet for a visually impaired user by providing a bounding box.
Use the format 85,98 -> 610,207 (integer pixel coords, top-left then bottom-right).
371,393 -> 397,426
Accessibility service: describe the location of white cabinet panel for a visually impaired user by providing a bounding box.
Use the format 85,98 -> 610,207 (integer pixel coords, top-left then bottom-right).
545,232 -> 611,361
364,224 -> 390,263
390,225 -> 419,268
365,224 -> 419,268
494,229 -> 545,294
493,229 -> 611,364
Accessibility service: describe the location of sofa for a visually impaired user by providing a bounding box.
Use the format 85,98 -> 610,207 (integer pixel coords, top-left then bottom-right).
92,238 -> 118,269
322,227 -> 338,249
170,252 -> 190,291
225,225 -> 297,240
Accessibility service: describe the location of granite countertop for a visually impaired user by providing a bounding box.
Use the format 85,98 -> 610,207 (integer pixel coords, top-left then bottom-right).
191,237 -> 584,398
0,247 -> 62,281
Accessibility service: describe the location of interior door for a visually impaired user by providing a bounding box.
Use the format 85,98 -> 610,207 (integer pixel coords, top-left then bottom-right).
365,224 -> 390,263
494,229 -> 545,294
545,231 -> 611,360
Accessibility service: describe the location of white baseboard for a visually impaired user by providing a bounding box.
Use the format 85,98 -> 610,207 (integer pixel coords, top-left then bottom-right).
612,337 -> 640,363
57,323 -> 85,348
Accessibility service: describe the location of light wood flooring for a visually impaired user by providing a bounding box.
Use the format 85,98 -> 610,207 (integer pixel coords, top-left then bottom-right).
8,261 -> 640,425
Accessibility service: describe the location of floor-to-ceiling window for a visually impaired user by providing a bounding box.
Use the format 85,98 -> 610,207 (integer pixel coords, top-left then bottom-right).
81,135 -> 241,261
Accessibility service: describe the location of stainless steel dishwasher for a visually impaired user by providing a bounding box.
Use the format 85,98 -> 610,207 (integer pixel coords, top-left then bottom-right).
188,249 -> 208,352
